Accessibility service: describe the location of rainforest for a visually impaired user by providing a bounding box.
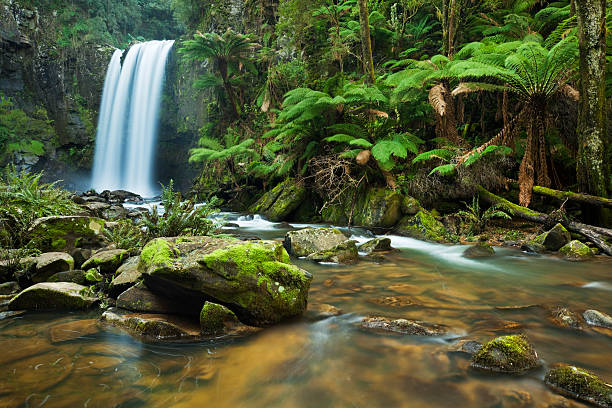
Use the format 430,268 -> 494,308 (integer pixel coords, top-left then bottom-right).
0,0 -> 611,407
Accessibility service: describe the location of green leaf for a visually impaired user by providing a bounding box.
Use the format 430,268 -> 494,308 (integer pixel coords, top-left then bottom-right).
428,164 -> 456,176
349,138 -> 373,148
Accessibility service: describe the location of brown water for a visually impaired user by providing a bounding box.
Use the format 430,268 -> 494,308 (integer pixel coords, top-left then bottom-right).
1,220 -> 611,408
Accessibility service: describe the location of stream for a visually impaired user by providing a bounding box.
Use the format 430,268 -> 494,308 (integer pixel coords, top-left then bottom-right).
1,214 -> 611,407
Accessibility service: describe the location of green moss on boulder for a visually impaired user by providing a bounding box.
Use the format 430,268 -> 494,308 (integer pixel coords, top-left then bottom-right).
559,240 -> 594,260
31,252 -> 75,283
307,240 -> 359,264
200,301 -> 239,335
395,211 -> 450,243
470,334 -> 540,373
463,243 -> 495,258
545,365 -> 612,408
284,227 -> 348,257
353,188 -> 403,228
358,238 -> 393,254
28,216 -> 105,252
534,223 -> 571,251
248,178 -> 306,221
81,249 -> 129,274
8,282 -> 98,311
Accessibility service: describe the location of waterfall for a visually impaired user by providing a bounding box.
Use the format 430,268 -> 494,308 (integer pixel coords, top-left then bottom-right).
91,40 -> 175,197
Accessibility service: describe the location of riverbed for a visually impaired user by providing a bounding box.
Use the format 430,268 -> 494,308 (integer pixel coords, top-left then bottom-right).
1,215 -> 610,407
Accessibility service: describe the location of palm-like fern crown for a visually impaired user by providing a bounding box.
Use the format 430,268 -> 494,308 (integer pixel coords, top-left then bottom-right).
179,29 -> 259,68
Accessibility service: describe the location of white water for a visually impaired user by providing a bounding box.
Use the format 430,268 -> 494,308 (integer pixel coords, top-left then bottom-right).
91,40 -> 175,197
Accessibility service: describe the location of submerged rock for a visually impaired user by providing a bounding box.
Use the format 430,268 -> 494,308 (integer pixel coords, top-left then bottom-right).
361,316 -> 447,336
583,309 -> 612,330
31,252 -> 75,283
81,249 -> 129,274
470,334 -> 540,373
307,240 -> 359,264
284,227 -> 348,257
248,178 -> 306,222
140,237 -> 313,326
28,216 -> 106,252
560,241 -> 594,260
463,242 -> 495,258
8,282 -> 98,311
549,307 -> 584,330
395,210 -> 449,243
534,223 -> 571,251
49,319 -> 100,343
358,237 -> 393,254
101,308 -> 200,341
545,364 -> 612,408
305,303 -> 343,321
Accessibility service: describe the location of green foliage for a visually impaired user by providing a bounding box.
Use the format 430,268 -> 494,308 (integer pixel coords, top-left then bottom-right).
85,268 -> 104,283
103,219 -> 145,252
141,180 -> 220,239
456,196 -> 511,235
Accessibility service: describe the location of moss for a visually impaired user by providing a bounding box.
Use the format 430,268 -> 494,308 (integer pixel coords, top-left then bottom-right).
307,240 -> 359,264
8,283 -> 97,311
560,240 -> 594,259
396,211 -> 449,243
353,188 -> 403,228
471,334 -> 539,373
200,301 -> 238,335
249,179 -> 306,221
29,216 -> 106,252
139,239 -> 178,271
545,365 -> 612,407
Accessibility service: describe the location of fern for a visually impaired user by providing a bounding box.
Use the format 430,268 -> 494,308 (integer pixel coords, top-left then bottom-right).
429,164 -> 456,176
412,148 -> 456,164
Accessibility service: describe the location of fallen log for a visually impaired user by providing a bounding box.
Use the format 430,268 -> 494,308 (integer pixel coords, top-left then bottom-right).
532,186 -> 612,209
478,187 -> 612,256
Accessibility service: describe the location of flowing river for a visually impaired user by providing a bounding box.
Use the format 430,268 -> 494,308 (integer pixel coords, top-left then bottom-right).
1,215 -> 611,407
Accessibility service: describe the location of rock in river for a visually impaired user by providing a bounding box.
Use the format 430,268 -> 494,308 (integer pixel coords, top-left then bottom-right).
463,242 -> 495,258
583,309 -> 612,330
8,282 -> 98,311
284,227 -> 348,257
358,237 -> 393,254
545,364 -> 612,408
139,237 -> 313,326
81,248 -> 129,274
534,223 -> 571,251
470,334 -> 540,373
307,240 -> 359,264
361,316 -> 447,336
560,240 -> 594,260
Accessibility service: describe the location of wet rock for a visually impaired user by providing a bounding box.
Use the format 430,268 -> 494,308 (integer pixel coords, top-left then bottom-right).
535,223 -> 571,251
470,334 -> 540,373
583,309 -> 612,330
117,282 -> 181,314
31,252 -> 74,283
0,310 -> 25,320
70,248 -> 92,269
0,281 -> 20,295
448,340 -> 482,355
101,307 -> 200,341
8,282 -> 98,311
248,178 -> 306,221
199,301 -> 240,335
361,316 -> 447,335
305,303 -> 343,321
49,319 -> 100,343
284,227 -> 348,257
549,307 -> 584,330
463,242 -> 495,258
108,190 -> 143,203
560,241 -> 594,260
140,237 -> 313,326
81,248 -> 129,274
102,205 -> 129,220
501,390 -> 533,408
108,256 -> 141,297
83,201 -> 111,216
367,296 -> 417,307
47,270 -> 87,285
545,364 -> 612,408
358,237 -> 393,254
395,210 -> 449,243
353,188 -> 404,228
307,240 -> 359,264
401,196 -> 422,216
521,241 -> 545,254
223,222 -> 240,228
28,216 -> 106,252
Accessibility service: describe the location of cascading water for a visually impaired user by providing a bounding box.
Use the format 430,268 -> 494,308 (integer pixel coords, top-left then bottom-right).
91,40 -> 175,197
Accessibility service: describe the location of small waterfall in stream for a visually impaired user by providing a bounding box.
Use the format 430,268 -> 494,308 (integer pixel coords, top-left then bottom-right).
91,40 -> 175,197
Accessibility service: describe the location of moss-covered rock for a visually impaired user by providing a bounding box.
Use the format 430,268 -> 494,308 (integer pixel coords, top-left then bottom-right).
358,237 -> 393,254
401,196 -> 422,215
108,257 -> 141,298
320,204 -> 349,225
534,223 -> 571,251
101,308 -> 200,341
361,316 -> 447,336
81,249 -> 128,274
8,282 -> 98,311
463,243 -> 495,258
307,240 -> 359,264
140,237 -> 313,326
559,240 -> 594,260
47,270 -> 87,285
200,301 -> 240,335
31,252 -> 74,283
545,364 -> 612,408
470,334 -> 540,373
116,281 -> 182,314
353,188 -> 403,228
284,227 -> 348,257
395,211 -> 450,243
583,309 -> 612,330
549,307 -> 584,330
0,281 -> 20,295
28,216 -> 105,252
248,178 -> 306,222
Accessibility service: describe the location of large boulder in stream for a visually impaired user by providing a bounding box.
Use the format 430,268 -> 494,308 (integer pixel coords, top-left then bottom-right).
395,210 -> 450,243
583,309 -> 612,330
534,223 -> 571,251
284,227 -> 348,257
81,249 -> 129,274
470,334 -> 540,373
307,240 -> 359,264
28,216 -> 106,252
545,365 -> 612,408
560,240 -> 594,260
8,282 -> 98,311
248,178 -> 306,222
139,237 -> 313,326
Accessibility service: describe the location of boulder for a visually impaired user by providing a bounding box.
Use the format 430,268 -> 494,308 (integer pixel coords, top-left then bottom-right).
0,281 -> 20,295
534,223 -> 571,251
307,240 -> 359,264
81,249 -> 129,274
70,248 -> 92,269
401,196 -> 422,216
140,237 -> 313,326
305,303 -> 343,321
28,216 -> 105,252
358,238 -> 393,254
521,241 -> 545,254
117,282 -> 182,314
463,243 -> 495,258
395,210 -> 449,243
583,309 -> 612,330
31,252 -> 74,283
108,257 -> 141,298
549,307 -> 584,330
47,270 -> 87,285
8,282 -> 98,311
545,364 -> 612,408
353,188 -> 403,228
560,240 -> 594,260
199,301 -> 240,335
284,227 -> 348,257
248,178 -> 306,222
361,316 -> 447,336
101,308 -> 200,341
470,334 -> 540,373
82,201 -> 111,216
102,205 -> 130,220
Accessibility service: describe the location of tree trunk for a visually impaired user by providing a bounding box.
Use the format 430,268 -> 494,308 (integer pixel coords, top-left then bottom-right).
219,59 -> 240,119
575,0 -> 608,197
357,0 -> 376,84
532,185 -> 612,208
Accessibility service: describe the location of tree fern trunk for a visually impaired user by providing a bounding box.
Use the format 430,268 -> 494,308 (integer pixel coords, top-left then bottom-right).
357,0 -> 376,84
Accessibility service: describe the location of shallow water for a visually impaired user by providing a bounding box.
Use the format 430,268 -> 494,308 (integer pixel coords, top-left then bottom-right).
1,216 -> 611,408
